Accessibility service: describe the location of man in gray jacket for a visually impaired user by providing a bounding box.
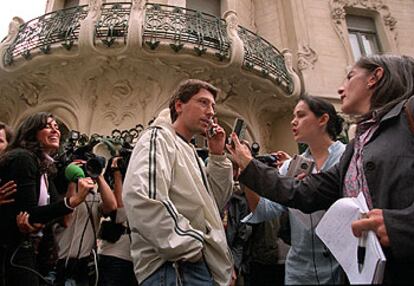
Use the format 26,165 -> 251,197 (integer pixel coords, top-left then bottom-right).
123,79 -> 234,286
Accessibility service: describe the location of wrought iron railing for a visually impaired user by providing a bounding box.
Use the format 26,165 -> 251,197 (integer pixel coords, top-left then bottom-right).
3,5 -> 89,65
238,26 -> 293,93
2,3 -> 293,94
94,2 -> 131,47
143,3 -> 230,61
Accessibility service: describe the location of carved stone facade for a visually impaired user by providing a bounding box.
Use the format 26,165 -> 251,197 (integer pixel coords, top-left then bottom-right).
0,0 -> 413,154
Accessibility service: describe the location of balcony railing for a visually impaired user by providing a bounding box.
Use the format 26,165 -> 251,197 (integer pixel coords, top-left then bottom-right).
2,2 -> 294,94
3,5 -> 89,65
95,2 -> 131,47
143,4 -> 230,60
238,27 -> 293,93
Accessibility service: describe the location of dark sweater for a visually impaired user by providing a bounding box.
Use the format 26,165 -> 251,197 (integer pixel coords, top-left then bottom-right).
0,148 -> 72,246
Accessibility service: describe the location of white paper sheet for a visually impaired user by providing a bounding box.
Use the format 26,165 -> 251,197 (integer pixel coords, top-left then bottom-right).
315,193 -> 386,284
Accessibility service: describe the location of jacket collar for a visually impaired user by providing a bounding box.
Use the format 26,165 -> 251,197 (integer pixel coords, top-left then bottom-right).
379,99 -> 406,123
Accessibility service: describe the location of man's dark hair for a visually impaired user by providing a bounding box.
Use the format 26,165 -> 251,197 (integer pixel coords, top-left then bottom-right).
169,79 -> 219,122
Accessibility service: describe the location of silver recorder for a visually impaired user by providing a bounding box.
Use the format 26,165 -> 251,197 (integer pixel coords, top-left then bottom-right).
286,154 -> 315,177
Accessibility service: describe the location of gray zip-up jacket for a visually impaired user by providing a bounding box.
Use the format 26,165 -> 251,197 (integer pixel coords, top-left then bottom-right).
123,117 -> 233,285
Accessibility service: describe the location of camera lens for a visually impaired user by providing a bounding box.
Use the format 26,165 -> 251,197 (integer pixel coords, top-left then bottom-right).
86,156 -> 106,178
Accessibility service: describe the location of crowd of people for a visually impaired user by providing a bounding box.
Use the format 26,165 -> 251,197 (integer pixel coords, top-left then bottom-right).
0,53 -> 413,285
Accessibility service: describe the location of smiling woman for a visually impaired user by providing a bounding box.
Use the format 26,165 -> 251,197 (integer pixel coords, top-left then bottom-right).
0,112 -> 94,286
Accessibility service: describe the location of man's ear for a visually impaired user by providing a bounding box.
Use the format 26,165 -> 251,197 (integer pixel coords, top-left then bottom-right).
175,100 -> 183,115
368,67 -> 384,88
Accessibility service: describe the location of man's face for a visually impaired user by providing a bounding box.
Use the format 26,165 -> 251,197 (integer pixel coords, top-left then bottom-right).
175,88 -> 216,137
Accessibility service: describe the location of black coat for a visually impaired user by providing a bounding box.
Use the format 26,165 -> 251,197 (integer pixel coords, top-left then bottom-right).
0,148 -> 72,246
239,99 -> 414,284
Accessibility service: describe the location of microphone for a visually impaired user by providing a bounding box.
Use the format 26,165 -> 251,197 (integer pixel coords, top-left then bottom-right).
64,164 -> 85,182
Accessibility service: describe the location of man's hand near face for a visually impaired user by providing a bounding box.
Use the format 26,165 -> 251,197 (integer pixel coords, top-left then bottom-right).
206,119 -> 226,155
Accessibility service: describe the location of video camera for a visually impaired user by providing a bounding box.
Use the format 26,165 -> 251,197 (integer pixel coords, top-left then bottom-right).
56,131 -> 107,180
251,142 -> 278,167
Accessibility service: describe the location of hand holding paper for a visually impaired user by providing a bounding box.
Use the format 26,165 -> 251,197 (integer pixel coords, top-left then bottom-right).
352,209 -> 390,247
315,193 -> 386,284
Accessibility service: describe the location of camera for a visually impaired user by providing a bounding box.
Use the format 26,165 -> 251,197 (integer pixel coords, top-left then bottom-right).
56,131 -> 107,180
286,154 -> 315,177
251,142 -> 279,167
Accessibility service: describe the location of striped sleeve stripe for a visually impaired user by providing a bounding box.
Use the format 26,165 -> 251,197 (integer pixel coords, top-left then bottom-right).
148,128 -> 158,199
162,201 -> 204,243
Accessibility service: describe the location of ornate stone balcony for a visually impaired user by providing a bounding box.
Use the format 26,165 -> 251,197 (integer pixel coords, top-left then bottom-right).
0,1 -> 300,147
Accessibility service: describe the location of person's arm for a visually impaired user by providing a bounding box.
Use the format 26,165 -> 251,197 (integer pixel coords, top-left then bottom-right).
96,175 -> 117,214
205,154 -> 233,210
242,189 -> 287,224
227,133 -> 340,213
123,128 -> 204,262
206,121 -> 233,210
240,158 -> 340,213
111,157 -> 124,208
244,187 -> 260,212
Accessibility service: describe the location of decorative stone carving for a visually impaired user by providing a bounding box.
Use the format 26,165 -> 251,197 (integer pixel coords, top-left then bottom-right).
329,0 -> 398,64
0,17 -> 25,68
132,0 -> 146,11
224,10 -> 239,31
297,44 -> 318,71
89,0 -> 103,18
17,82 -> 41,106
282,49 -> 302,97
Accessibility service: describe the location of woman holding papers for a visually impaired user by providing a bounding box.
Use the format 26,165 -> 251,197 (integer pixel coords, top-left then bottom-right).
228,54 -> 414,284
243,94 -> 346,284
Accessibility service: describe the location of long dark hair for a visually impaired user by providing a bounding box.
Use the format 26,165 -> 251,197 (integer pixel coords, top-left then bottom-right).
299,94 -> 344,140
356,54 -> 414,115
3,112 -> 57,174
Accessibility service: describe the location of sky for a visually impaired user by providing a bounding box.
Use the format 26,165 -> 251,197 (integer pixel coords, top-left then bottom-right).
0,0 -> 47,39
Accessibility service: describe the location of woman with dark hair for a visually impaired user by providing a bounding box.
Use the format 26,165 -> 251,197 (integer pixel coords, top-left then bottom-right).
0,122 -> 16,205
228,54 -> 414,284
243,94 -> 346,284
0,112 -> 95,286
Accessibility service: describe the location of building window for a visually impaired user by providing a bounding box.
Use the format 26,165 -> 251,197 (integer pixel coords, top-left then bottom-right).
346,15 -> 381,60
186,0 -> 220,17
64,0 -> 80,9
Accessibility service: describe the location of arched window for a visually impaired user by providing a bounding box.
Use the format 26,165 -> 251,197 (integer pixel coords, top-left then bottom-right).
186,0 -> 221,17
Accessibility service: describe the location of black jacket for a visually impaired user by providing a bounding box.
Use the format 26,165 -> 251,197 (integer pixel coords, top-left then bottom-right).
0,148 -> 72,246
239,99 -> 414,284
